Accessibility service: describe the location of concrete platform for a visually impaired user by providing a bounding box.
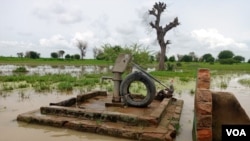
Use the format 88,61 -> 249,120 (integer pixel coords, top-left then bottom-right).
17,90 -> 183,141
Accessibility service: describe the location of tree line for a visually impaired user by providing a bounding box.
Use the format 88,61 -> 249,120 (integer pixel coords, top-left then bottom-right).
16,43 -> 249,64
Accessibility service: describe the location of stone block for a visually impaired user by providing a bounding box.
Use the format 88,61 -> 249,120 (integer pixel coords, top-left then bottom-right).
140,133 -> 166,141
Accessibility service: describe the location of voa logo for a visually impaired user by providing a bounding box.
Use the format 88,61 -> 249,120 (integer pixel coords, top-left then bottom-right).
226,129 -> 246,136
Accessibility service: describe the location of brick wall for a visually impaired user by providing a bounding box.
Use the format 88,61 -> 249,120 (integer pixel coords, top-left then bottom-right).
193,68 -> 212,141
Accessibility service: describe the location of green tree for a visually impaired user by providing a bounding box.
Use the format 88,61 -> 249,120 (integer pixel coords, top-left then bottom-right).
127,43 -> 151,65
201,53 -> 215,63
180,55 -> 192,62
73,54 -> 80,60
168,55 -> 176,62
51,52 -> 59,58
218,50 -> 234,59
233,55 -> 245,62
100,44 -> 123,62
25,51 -> 40,59
95,43 -> 151,65
65,54 -> 71,59
149,2 -> 180,70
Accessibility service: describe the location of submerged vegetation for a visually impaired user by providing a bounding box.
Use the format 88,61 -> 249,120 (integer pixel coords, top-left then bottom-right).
0,56 -> 250,95
12,66 -> 28,73
0,73 -> 105,92
238,78 -> 250,87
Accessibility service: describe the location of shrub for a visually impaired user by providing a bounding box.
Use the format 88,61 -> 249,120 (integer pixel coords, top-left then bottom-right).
166,63 -> 175,71
218,58 -> 237,64
176,62 -> 182,67
13,66 -> 28,73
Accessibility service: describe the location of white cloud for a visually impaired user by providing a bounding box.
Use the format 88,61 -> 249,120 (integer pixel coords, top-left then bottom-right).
1,0 -> 250,60
0,40 -> 36,56
38,32 -> 97,58
0,40 -> 34,49
138,37 -> 155,45
71,32 -> 95,44
191,28 -> 247,49
33,1 -> 84,24
39,34 -> 70,48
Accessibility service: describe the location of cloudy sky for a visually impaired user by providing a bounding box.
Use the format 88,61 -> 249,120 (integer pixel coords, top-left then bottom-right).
1,0 -> 250,60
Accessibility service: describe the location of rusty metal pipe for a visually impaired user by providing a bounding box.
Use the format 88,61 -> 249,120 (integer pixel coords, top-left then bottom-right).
112,72 -> 122,102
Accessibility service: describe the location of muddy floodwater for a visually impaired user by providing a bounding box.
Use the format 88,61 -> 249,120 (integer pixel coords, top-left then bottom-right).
0,65 -> 250,141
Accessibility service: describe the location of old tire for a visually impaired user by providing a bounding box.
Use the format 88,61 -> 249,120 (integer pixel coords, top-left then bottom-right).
120,71 -> 156,107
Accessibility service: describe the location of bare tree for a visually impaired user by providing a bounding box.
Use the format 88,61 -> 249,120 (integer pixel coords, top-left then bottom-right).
189,52 -> 198,61
93,47 -> 103,59
58,50 -> 65,58
149,2 -> 180,70
17,52 -> 24,58
76,40 -> 88,59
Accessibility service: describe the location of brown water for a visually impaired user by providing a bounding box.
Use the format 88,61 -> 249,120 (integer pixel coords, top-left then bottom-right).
0,90 -> 132,141
0,72 -> 250,141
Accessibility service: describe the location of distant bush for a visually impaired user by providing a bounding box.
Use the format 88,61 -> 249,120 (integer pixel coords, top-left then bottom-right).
176,62 -> 182,67
25,51 -> 40,59
65,54 -> 71,59
51,52 -> 59,58
218,58 -> 237,64
13,66 -> 28,73
166,63 -> 175,71
168,55 -> 176,62
180,55 -> 192,62
73,54 -> 80,60
95,43 -> 152,65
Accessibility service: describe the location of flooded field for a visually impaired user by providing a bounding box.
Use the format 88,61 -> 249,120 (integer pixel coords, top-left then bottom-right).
0,65 -> 250,141
0,65 -> 112,76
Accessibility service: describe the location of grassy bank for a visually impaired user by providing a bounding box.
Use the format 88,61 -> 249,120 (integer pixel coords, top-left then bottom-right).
1,57 -> 250,71
150,62 -> 250,79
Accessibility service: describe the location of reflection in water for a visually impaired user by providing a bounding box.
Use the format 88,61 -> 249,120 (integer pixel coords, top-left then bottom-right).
0,65 -> 111,76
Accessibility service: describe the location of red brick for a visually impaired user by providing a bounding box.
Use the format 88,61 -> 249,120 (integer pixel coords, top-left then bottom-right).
197,129 -> 212,141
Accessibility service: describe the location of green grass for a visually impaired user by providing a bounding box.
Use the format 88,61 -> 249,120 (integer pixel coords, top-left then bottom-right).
149,62 -> 250,79
178,62 -> 250,72
58,82 -> 73,91
0,73 -> 105,92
